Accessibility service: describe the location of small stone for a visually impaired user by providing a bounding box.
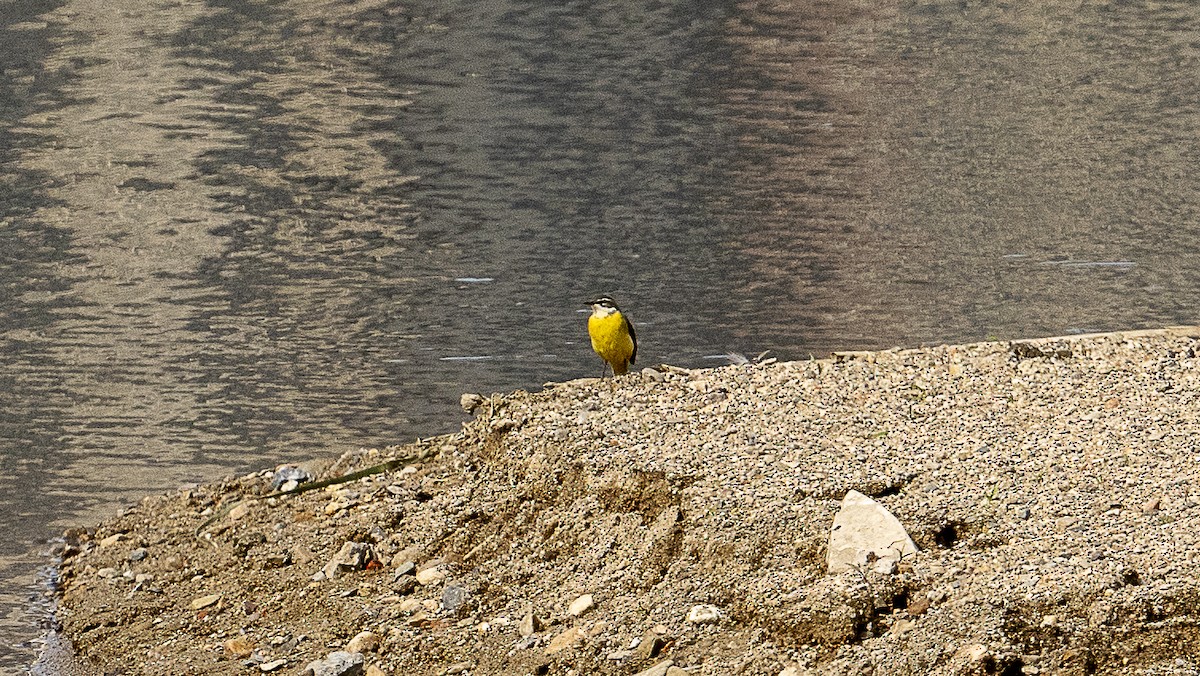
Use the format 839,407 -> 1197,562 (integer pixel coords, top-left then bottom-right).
568,593 -> 594,616
127,547 -> 148,562
633,660 -> 675,676
519,610 -> 544,637
271,465 -> 313,491
229,502 -> 253,520
442,584 -> 469,612
99,533 -> 126,548
445,663 -> 471,675
685,604 -> 721,624
415,566 -> 446,585
303,651 -> 365,676
1142,497 -> 1161,514
607,650 -> 632,660
163,555 -> 186,571
264,552 -> 293,569
955,644 -> 989,662
260,660 -> 287,672
1055,517 -> 1078,533
346,631 -> 380,653
190,593 -> 221,610
460,393 -> 485,413
544,626 -> 586,655
827,490 -> 918,574
907,593 -> 931,615
364,666 -> 387,676
890,619 -> 916,635
224,636 -> 255,658
320,542 -> 377,580
96,567 -> 120,579
393,560 -> 417,576
634,634 -> 665,660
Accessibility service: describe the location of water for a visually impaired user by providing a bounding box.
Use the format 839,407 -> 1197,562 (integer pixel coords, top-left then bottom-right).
4,0 -> 1200,669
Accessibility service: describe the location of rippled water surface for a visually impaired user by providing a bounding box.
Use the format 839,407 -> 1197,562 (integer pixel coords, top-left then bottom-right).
4,0 -> 1200,668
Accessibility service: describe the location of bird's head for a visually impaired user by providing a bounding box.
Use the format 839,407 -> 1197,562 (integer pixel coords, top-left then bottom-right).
588,296 -> 620,317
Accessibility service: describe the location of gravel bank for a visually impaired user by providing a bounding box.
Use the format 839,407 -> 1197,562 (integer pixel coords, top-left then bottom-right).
53,328 -> 1200,675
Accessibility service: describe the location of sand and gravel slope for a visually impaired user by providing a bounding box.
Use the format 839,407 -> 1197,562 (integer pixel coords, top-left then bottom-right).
53,328 -> 1200,675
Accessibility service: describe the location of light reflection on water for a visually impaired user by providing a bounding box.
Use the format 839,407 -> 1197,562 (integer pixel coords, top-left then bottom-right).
4,0 -> 1200,668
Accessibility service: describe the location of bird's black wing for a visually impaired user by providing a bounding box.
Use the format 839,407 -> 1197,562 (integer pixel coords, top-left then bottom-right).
625,314 -> 637,365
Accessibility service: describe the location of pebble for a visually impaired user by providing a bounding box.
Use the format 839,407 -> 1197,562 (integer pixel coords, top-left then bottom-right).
568,593 -> 594,616
442,584 -> 469,611
826,490 -> 918,574
260,660 -> 287,672
634,634 -> 665,660
519,609 -> 544,637
127,547 -> 148,562
320,542 -> 377,580
346,631 -> 380,653
607,650 -> 632,660
229,502 -> 253,520
685,604 -> 722,624
544,626 -> 586,655
222,636 -> 253,658
271,466 -> 313,491
633,660 -> 678,676
415,566 -> 446,585
460,393 -> 485,413
302,651 -> 365,676
190,593 -> 221,610
99,533 -> 126,548
1055,517 -> 1079,533
96,567 -> 120,579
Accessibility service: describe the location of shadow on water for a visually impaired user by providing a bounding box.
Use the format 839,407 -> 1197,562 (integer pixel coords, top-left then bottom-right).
5,0 -> 1200,669
0,0 -> 99,664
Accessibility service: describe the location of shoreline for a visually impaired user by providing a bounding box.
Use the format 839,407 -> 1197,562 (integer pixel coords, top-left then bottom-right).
51,326 -> 1200,675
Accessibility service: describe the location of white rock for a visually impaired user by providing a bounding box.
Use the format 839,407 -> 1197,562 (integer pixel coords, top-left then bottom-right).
827,490 -> 918,574
415,566 -> 446,585
568,593 -> 594,616
685,604 -> 721,624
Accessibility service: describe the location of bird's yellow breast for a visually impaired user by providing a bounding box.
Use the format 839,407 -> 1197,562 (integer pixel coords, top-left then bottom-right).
588,311 -> 635,373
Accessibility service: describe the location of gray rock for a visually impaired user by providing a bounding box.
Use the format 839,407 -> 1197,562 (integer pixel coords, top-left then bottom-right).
127,547 -> 148,562
827,490 -> 917,574
442,583 -> 470,612
302,651 -> 364,676
320,542 -> 376,580
270,466 -> 313,491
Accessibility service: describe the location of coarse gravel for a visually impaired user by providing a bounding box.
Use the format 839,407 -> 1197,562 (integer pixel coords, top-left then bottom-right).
50,327 -> 1200,675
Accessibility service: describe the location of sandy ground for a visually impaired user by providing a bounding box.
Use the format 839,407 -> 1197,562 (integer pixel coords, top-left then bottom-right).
49,327 -> 1200,675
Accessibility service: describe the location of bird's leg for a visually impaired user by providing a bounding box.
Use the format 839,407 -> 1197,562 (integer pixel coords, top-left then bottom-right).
598,361 -> 609,379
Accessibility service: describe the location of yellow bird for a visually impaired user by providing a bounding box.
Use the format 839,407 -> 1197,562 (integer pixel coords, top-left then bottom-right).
587,296 -> 637,376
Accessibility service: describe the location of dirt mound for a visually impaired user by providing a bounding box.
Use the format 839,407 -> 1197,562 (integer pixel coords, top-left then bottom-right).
54,329 -> 1200,674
